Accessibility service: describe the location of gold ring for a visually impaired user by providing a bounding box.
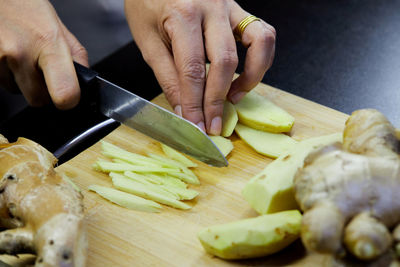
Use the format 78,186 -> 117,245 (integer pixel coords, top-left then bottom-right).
234,15 -> 261,41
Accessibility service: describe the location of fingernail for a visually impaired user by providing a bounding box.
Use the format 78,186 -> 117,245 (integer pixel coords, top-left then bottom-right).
174,105 -> 182,116
197,121 -> 206,132
209,116 -> 222,136
231,91 -> 246,104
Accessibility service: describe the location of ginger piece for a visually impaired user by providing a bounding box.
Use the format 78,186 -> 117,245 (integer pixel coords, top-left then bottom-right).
0,137 -> 86,266
209,136 -> 233,157
160,143 -> 198,167
221,101 -> 238,137
294,109 -> 400,261
88,185 -> 162,213
197,210 -> 302,260
234,90 -> 294,133
242,133 -> 342,214
235,123 -> 297,158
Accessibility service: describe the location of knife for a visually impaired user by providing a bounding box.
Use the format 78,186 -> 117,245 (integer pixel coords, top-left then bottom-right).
71,62 -> 228,167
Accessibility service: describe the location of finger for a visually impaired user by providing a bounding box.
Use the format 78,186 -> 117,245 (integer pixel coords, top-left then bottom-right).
37,38 -> 80,110
228,13 -> 276,104
10,70 -> 49,107
165,12 -> 206,131
0,58 -> 19,94
139,32 -> 182,116
6,53 -> 50,107
59,20 -> 89,67
203,11 -> 238,135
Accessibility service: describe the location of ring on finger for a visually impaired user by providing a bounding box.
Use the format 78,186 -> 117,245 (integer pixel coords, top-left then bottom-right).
233,15 -> 261,42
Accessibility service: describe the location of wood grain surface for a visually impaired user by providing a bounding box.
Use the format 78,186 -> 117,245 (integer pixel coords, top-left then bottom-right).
1,83 -> 349,266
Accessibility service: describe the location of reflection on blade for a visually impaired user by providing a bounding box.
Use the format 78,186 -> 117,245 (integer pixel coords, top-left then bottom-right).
96,77 -> 228,167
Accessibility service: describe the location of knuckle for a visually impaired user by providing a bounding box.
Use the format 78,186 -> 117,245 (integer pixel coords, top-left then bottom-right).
174,0 -> 198,21
0,34 -> 21,62
2,44 -> 25,64
181,59 -> 205,84
214,49 -> 238,70
162,19 -> 174,38
258,27 -> 276,45
266,24 -> 277,37
182,101 -> 203,114
161,82 -> 180,103
206,97 -> 225,109
35,29 -> 60,47
163,0 -> 200,38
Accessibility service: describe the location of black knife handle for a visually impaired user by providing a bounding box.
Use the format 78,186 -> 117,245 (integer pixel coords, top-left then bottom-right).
74,61 -> 98,84
73,61 -> 100,120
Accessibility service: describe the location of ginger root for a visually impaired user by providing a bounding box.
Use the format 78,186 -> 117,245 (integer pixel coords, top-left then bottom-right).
0,136 -> 86,266
0,134 -> 8,144
294,109 -> 400,261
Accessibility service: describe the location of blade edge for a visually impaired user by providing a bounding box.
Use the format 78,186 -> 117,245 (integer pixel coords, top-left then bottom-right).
96,77 -> 228,167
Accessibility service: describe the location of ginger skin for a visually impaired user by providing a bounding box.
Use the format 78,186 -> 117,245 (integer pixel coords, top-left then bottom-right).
294,109 -> 400,261
0,136 -> 86,266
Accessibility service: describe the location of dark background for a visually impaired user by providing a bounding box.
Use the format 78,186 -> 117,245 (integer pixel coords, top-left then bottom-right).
237,0 -> 400,125
1,0 -> 399,162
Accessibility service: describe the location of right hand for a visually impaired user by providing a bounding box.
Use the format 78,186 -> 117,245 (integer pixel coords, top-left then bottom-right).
0,0 -> 88,109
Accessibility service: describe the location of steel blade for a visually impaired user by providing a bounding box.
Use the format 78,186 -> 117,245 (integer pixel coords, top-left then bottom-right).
96,76 -> 228,167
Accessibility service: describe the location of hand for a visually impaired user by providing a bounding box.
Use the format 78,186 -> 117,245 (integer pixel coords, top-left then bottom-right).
125,0 -> 276,135
0,0 -> 88,109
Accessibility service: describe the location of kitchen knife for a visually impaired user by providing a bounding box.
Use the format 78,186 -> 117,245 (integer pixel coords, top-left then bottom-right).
73,62 -> 228,167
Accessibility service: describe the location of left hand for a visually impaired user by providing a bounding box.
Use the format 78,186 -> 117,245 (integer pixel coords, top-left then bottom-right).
124,0 -> 276,135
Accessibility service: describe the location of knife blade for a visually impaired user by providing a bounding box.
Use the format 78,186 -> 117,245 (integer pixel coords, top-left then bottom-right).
74,62 -> 228,167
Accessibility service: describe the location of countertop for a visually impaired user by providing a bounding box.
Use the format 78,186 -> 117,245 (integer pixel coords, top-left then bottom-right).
0,0 -> 399,162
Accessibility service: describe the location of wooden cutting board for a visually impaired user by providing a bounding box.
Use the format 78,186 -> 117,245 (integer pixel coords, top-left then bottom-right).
1,82 -> 349,266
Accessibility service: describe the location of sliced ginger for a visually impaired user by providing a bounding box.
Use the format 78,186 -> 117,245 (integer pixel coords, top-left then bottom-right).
160,143 -> 198,167
221,101 -> 238,137
92,141 -> 199,211
234,90 -> 294,133
198,210 -> 302,260
89,185 -> 162,213
209,136 -> 234,157
235,123 -> 297,158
